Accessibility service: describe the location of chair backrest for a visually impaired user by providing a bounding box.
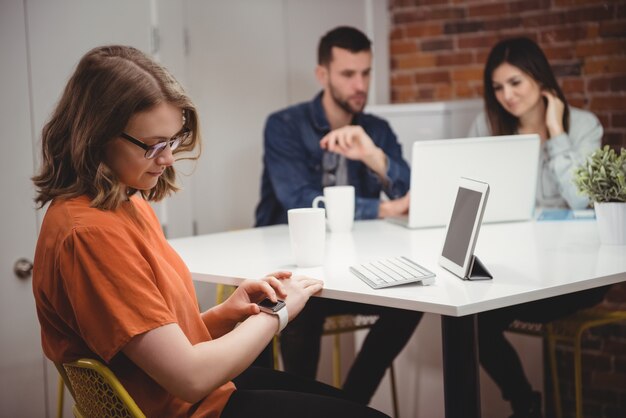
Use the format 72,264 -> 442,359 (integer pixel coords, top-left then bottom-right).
61,358 -> 146,418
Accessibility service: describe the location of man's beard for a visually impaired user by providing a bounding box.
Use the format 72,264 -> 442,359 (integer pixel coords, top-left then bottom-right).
329,82 -> 367,115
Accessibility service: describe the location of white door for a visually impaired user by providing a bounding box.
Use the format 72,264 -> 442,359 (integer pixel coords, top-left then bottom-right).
0,1 -> 46,416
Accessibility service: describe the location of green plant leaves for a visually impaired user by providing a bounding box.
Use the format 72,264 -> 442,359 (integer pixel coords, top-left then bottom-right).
574,145 -> 626,203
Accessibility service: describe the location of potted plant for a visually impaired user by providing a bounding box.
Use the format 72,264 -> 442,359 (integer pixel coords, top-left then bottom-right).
574,145 -> 626,245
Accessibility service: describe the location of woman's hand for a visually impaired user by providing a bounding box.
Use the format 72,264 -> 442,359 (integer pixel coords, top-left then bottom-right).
220,271 -> 291,324
542,90 -> 565,138
214,272 -> 322,331
280,275 -> 324,321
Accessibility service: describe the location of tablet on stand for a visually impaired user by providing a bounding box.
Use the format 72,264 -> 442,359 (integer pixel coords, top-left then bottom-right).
438,177 -> 492,281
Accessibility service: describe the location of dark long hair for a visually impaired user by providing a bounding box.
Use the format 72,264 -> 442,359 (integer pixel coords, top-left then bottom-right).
483,37 -> 570,136
33,45 -> 201,210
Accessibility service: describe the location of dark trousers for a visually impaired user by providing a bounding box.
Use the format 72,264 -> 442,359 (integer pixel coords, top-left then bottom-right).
221,366 -> 389,418
255,297 -> 422,404
477,286 -> 610,412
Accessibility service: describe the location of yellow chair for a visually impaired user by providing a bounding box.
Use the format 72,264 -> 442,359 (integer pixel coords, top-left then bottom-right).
55,365 -> 71,418
546,307 -> 626,418
56,358 -> 145,418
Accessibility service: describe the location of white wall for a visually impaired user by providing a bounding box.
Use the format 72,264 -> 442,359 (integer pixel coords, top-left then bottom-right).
284,0 -> 368,104
184,0 -> 289,234
366,99 -> 483,161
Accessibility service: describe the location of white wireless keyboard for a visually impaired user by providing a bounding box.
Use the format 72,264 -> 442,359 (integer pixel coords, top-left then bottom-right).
350,256 -> 436,289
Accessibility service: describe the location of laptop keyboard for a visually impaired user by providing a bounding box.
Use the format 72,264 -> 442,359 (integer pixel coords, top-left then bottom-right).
350,256 -> 436,289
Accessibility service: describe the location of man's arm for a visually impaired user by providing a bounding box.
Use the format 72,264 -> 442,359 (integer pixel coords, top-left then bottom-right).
320,125 -> 387,179
320,122 -> 410,199
320,121 -> 410,218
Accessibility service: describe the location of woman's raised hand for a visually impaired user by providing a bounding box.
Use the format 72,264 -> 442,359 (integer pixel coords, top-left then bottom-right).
542,90 -> 565,138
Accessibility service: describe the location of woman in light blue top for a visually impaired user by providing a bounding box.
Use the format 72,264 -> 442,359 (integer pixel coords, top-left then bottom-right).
468,37 -> 602,209
473,37 -> 609,418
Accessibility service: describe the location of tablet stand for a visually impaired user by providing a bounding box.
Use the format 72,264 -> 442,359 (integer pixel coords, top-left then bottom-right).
465,255 -> 492,280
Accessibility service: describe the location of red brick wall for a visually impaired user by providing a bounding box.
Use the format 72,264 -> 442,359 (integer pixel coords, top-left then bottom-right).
388,0 -> 626,149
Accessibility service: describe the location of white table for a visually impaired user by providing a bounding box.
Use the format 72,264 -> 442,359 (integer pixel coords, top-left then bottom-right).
169,219 -> 626,418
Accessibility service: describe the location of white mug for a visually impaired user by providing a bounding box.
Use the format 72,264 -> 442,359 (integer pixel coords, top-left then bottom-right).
312,185 -> 355,233
287,208 -> 326,267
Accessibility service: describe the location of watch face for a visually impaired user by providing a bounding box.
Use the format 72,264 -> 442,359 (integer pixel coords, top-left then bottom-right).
258,298 -> 286,313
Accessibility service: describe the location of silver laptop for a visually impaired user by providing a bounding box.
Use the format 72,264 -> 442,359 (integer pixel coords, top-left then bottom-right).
388,134 -> 540,229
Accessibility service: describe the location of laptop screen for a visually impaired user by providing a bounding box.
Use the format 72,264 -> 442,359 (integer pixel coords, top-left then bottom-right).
408,134 -> 540,229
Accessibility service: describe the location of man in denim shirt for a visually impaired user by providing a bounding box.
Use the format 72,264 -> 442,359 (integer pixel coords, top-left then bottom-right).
254,26 -> 422,405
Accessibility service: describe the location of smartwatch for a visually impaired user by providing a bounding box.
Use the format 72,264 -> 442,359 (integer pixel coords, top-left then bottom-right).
257,298 -> 288,334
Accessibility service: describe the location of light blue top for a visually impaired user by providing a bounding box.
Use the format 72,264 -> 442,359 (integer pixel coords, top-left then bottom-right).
468,107 -> 602,209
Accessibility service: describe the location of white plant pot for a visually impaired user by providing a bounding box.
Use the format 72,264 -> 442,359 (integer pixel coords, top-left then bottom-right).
594,202 -> 626,245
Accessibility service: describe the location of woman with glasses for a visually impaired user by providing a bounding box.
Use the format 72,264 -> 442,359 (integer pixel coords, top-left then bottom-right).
32,45 -> 388,418
469,37 -> 609,418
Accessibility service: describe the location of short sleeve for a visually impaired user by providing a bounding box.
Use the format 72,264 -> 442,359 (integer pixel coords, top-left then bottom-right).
59,226 -> 176,361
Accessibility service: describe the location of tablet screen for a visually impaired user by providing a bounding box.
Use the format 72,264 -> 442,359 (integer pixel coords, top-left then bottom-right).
441,187 -> 483,266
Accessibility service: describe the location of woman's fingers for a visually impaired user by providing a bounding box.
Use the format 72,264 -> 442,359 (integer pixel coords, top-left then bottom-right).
261,275 -> 287,299
245,279 -> 278,302
248,303 -> 261,315
304,282 -> 323,296
265,271 -> 292,280
289,276 -> 324,294
298,277 -> 324,288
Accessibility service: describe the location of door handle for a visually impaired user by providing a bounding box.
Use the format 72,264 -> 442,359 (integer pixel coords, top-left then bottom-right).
14,258 -> 33,279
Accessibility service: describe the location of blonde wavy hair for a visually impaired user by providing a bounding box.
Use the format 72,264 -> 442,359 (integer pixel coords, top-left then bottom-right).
33,45 -> 200,210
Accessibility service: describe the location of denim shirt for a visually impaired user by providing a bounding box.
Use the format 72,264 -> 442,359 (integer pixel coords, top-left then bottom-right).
255,92 -> 410,226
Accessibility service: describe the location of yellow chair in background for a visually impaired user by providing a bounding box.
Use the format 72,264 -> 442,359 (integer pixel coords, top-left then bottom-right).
56,358 -> 145,418
546,307 -> 626,418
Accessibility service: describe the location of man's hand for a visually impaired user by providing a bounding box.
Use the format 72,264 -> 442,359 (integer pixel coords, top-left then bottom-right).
378,192 -> 410,218
320,126 -> 387,178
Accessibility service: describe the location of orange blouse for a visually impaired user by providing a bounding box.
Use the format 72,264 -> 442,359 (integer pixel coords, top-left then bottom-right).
33,195 -> 235,417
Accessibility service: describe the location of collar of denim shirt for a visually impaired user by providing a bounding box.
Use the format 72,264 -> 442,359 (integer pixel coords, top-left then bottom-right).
308,91 -> 363,135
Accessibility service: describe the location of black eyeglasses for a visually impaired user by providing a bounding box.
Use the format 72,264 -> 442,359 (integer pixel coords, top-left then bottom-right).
120,128 -> 191,159
322,151 -> 340,187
